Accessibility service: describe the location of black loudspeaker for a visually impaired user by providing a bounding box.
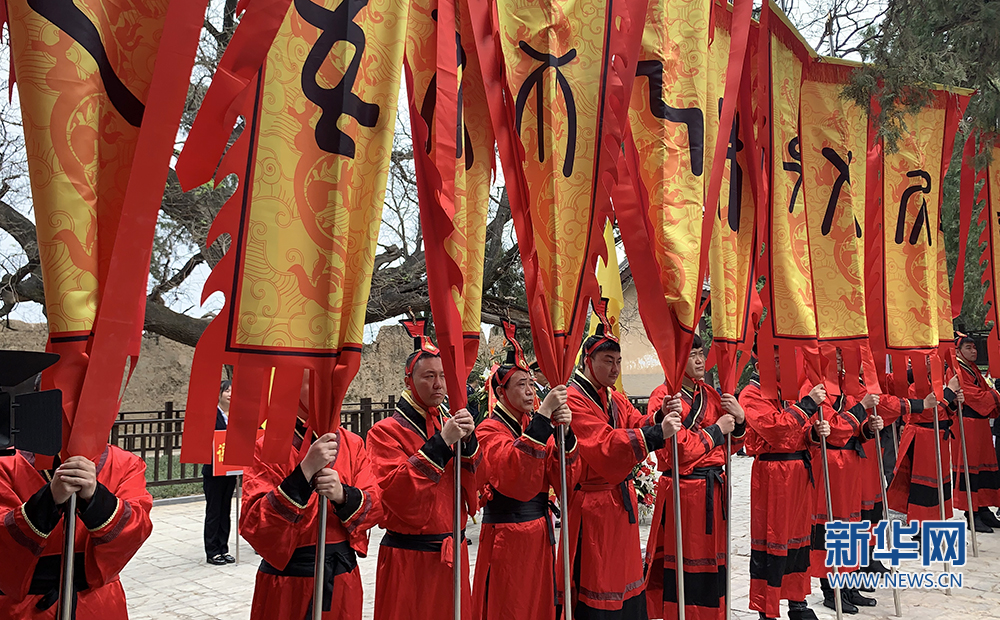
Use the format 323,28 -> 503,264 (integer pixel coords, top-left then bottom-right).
0,350 -> 62,457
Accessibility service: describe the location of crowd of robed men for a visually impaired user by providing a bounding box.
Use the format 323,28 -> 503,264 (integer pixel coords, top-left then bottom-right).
3,323 -> 1000,620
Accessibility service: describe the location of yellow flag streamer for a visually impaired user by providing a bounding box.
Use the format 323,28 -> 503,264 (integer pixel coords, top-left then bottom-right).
585,222 -> 624,391
625,0 -> 711,333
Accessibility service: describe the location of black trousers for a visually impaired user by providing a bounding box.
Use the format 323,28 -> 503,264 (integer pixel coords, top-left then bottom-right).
203,470 -> 237,559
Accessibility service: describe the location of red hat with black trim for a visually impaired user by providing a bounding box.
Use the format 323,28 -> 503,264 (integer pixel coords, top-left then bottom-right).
493,320 -> 531,390
402,317 -> 440,377
582,297 -> 619,358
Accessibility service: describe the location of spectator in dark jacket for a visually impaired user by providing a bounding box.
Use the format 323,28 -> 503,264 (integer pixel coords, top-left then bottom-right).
203,380 -> 237,565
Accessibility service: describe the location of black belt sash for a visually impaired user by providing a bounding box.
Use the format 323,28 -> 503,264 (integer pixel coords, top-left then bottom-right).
665,466 -> 726,535
258,541 -> 356,613
16,553 -> 89,616
916,419 -> 954,441
620,472 -> 636,525
484,491 -> 554,544
758,450 -> 814,486
381,529 -> 467,552
827,435 -> 866,458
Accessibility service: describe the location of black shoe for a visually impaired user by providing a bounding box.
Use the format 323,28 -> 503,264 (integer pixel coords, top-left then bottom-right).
207,555 -> 227,565
865,559 -> 890,575
759,613 -> 777,620
787,600 -> 818,620
979,508 -> 1000,528
823,591 -> 859,614
970,512 -> 994,533
845,589 -> 877,607
223,554 -> 236,563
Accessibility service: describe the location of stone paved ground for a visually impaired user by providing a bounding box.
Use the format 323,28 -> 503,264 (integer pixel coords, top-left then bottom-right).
122,455 -> 1000,619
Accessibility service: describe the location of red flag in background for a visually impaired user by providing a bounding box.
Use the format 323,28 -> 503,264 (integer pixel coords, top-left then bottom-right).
3,0 -> 208,458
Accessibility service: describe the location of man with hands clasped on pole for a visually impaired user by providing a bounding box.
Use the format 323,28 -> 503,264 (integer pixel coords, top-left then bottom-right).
740,347 -> 831,620
565,304 -> 684,620
240,374 -> 382,620
472,322 -> 580,620
644,334 -> 745,620
367,319 -> 484,620
0,441 -> 153,618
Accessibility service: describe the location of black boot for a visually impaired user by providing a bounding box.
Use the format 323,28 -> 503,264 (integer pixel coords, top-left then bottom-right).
787,600 -> 818,620
968,510 -> 993,533
866,559 -> 890,575
844,588 -> 877,607
821,579 -> 859,614
979,507 -> 1000,528
759,612 -> 777,620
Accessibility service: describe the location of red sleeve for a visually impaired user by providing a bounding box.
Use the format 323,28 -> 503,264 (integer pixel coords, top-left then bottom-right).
568,389 -> 664,484
740,384 -> 819,451
875,396 -> 919,426
957,366 -> 1000,418
240,449 -> 310,571
80,450 -> 153,590
366,421 -> 478,530
0,459 -> 53,601
480,418 -> 550,502
339,433 -> 383,556
545,426 -> 581,492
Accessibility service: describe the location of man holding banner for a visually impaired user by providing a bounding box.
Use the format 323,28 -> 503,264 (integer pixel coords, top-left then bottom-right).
566,322 -> 683,619
740,349 -> 828,620
644,334 -> 745,620
950,335 -> 1000,531
240,376 -> 382,620
887,376 -> 961,524
472,323 -> 578,620
367,322 -> 483,620
809,384 -> 885,612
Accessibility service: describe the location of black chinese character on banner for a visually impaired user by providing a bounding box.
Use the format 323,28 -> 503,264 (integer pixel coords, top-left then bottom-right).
894,170 -> 932,246
782,138 -> 802,214
29,0 -> 145,126
820,147 -> 861,238
636,60 -> 705,176
515,42 -> 577,177
718,99 -> 743,233
418,11 -> 475,170
296,0 -> 381,158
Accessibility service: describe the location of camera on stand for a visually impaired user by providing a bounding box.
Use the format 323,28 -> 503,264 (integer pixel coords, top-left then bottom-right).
0,350 -> 63,457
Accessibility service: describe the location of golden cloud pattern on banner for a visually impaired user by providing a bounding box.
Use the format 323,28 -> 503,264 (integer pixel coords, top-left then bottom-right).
707,19 -> 756,345
6,0 -> 169,334
228,0 -> 408,354
626,0 -> 711,331
768,30 -> 815,339
801,70 -> 869,340
880,99 -> 946,350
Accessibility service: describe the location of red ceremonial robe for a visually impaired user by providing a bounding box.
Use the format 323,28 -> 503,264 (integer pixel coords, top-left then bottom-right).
859,400 -> 904,525
566,371 -> 666,619
0,446 -> 153,619
739,378 -> 821,618
809,390 -> 874,576
950,359 -> 1000,511
241,422 -> 382,620
643,381 -> 744,620
887,388 -> 956,521
472,402 -> 580,620
367,390 -> 485,620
